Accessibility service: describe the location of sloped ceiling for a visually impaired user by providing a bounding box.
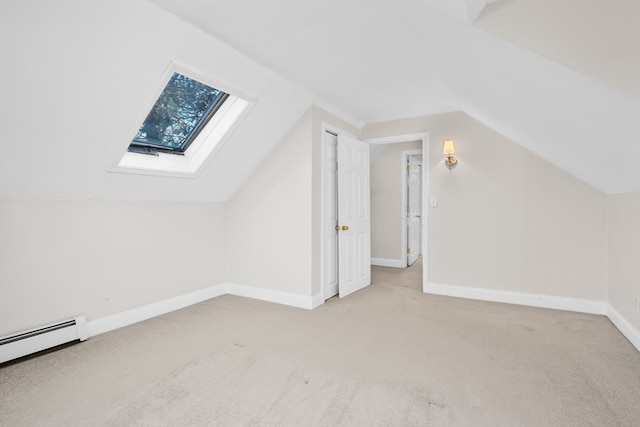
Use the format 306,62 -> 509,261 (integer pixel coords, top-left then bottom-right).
476,0 -> 640,97
0,1 -> 351,202
152,0 -> 639,194
1,0 -> 638,201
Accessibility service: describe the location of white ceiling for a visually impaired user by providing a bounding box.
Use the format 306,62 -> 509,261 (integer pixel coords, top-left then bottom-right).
151,0 -> 640,194
152,0 -> 464,123
0,1 -> 327,201
152,0 -> 640,116
1,0 -> 638,201
475,0 -> 640,98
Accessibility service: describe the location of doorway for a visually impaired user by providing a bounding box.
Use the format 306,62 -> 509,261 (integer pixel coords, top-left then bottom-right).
406,153 -> 422,266
320,130 -> 371,301
367,133 -> 429,292
320,129 -> 429,300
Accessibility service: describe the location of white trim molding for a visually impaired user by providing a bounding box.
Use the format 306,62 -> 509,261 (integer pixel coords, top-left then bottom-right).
86,279 -> 639,353
371,257 -> 406,268
426,282 -> 639,352
364,132 -> 430,287
310,292 -> 325,309
226,283 -> 319,310
87,283 -> 319,338
364,133 -> 427,146
425,282 -> 607,315
87,284 -> 229,336
606,305 -> 640,352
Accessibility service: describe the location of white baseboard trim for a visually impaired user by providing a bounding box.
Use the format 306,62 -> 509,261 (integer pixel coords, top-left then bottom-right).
425,282 -> 640,352
87,283 -> 319,337
226,283 -> 318,310
310,292 -> 325,309
371,257 -> 405,268
606,304 -> 640,352
87,284 -> 229,336
425,282 -> 607,315
86,280 -> 639,353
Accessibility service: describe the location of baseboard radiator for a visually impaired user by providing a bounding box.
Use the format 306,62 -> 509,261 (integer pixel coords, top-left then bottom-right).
0,316 -> 89,364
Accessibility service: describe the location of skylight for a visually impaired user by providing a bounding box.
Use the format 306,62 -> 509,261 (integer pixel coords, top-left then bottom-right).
129,73 -> 229,156
110,63 -> 252,178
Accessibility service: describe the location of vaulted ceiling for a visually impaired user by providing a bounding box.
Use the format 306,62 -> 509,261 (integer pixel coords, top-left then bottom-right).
152,0 -> 640,194
1,0 -> 638,201
154,0 -> 640,121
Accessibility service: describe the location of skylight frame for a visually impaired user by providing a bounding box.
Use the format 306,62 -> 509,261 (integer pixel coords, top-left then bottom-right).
109,62 -> 254,179
129,73 -> 230,155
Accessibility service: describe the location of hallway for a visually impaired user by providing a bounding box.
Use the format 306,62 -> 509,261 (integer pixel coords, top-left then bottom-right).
371,256 -> 423,291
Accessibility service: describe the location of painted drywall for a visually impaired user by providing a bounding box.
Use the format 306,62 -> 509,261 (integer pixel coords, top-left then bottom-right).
475,0 -> 640,97
419,9 -> 640,195
225,109 -> 313,295
0,105 -> 360,336
226,105 -> 360,298
149,1 -> 640,196
362,111 -> 607,301
2,0 -> 638,205
370,141 -> 422,261
0,0 -> 324,202
0,199 -> 226,336
607,193 -> 640,332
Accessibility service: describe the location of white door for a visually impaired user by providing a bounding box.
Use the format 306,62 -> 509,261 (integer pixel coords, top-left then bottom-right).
337,134 -> 371,298
407,155 -> 422,266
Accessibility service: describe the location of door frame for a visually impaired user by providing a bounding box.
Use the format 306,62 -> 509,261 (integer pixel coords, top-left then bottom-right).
320,123 -> 359,301
365,133 -> 429,291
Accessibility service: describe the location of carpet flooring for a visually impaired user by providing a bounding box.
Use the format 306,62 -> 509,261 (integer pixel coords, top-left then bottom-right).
1,260 -> 639,426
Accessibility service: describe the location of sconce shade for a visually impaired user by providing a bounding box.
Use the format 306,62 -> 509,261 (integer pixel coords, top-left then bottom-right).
443,139 -> 458,170
443,139 -> 456,155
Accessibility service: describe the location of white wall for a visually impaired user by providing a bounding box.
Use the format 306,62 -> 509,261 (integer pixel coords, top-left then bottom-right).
1,110 -> 636,345
362,111 -> 607,301
370,141 -> 422,261
0,0 -> 319,202
0,199 -> 226,335
1,0 -> 632,344
0,105 -> 360,336
607,193 -> 640,332
1,4 -> 632,337
225,108 -> 313,294
225,105 -> 361,298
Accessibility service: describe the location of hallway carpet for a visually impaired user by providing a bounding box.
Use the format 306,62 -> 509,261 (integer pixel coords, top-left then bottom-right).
1,261 -> 639,426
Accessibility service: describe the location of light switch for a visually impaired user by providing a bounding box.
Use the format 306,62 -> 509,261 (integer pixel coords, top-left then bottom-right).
430,196 -> 438,207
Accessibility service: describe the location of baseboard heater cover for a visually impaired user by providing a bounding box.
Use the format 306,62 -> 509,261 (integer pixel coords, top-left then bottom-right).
0,316 -> 88,364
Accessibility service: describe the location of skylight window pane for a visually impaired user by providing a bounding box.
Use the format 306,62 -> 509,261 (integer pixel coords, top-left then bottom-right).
130,73 -> 228,153
111,62 -> 253,178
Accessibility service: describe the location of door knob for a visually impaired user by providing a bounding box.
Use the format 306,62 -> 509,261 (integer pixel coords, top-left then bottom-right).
335,225 -> 340,231
342,225 -> 349,231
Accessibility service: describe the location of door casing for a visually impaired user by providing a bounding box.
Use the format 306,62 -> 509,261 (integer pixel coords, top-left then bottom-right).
320,127 -> 429,298
365,133 -> 429,292
320,128 -> 371,301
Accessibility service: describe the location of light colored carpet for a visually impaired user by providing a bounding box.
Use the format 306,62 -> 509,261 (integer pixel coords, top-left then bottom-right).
1,260 -> 639,426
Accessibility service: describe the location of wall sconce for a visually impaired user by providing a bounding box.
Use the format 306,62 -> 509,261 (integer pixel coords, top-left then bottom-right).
443,139 -> 457,170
